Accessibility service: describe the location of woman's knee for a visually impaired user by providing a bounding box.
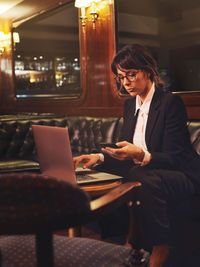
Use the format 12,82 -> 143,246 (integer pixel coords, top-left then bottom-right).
126,166 -> 161,185
126,166 -> 147,181
126,167 -> 163,200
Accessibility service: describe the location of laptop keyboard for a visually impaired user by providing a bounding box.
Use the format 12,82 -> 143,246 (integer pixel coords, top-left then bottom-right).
75,168 -> 122,184
76,174 -> 98,182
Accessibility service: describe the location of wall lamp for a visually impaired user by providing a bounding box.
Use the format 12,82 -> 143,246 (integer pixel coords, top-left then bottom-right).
0,31 -> 20,55
0,32 -> 6,55
75,0 -> 102,29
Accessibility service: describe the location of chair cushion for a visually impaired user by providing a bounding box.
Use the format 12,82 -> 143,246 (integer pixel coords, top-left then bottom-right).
0,235 -> 132,267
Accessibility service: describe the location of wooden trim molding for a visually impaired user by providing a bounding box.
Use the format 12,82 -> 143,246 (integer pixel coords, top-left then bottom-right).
0,0 -> 199,119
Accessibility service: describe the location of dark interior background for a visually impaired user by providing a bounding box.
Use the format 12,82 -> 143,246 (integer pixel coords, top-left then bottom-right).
0,0 -> 199,118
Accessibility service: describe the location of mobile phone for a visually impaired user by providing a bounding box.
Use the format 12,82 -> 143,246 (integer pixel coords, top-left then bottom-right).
100,143 -> 118,149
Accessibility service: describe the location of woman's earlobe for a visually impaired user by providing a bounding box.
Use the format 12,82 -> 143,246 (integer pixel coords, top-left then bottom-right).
147,72 -> 151,78
142,71 -> 151,79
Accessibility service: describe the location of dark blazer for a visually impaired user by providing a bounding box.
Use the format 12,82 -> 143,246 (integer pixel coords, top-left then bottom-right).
100,87 -> 200,189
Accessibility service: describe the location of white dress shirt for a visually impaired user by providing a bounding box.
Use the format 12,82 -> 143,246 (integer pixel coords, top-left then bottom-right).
133,83 -> 155,165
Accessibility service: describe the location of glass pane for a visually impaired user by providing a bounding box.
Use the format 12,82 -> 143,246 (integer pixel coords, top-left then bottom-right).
13,2 -> 81,98
116,0 -> 200,92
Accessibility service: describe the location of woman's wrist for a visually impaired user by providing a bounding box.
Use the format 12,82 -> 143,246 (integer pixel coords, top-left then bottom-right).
133,149 -> 152,166
137,148 -> 145,162
131,148 -> 144,163
91,153 -> 104,164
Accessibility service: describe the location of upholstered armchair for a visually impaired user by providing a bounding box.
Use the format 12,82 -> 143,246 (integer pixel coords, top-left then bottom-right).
0,172 -> 145,267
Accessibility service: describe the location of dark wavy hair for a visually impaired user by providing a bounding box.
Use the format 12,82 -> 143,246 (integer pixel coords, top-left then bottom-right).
111,44 -> 166,90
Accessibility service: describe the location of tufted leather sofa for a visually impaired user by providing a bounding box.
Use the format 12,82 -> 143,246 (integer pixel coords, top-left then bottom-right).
0,113 -> 122,173
0,113 -> 199,173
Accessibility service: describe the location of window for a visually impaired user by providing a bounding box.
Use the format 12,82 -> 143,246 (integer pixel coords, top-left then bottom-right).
13,2 -> 81,99
116,0 -> 200,92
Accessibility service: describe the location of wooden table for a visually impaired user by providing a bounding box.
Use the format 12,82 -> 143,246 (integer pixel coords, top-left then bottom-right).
68,179 -> 122,237
81,180 -> 122,197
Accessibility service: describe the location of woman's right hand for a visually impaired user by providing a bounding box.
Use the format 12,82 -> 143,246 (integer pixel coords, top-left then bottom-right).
73,154 -> 100,169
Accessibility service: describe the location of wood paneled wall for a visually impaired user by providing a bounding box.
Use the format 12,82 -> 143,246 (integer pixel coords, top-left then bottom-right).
0,0 -> 199,119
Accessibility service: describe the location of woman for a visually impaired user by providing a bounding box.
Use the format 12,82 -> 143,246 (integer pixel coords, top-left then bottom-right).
73,44 -> 200,267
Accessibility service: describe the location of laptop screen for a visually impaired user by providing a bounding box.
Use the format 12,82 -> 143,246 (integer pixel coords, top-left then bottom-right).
32,125 -> 77,184
32,125 -> 123,185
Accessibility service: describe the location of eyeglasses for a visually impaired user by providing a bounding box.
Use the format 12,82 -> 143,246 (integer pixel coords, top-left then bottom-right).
114,71 -> 139,84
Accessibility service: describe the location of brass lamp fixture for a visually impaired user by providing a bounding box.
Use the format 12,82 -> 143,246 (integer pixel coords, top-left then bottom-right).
0,32 -> 6,55
75,0 -> 102,29
0,31 -> 20,55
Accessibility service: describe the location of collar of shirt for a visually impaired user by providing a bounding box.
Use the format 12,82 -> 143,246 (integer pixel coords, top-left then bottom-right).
134,82 -> 155,116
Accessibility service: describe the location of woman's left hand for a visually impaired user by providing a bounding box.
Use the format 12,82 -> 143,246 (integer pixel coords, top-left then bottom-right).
101,141 -> 145,162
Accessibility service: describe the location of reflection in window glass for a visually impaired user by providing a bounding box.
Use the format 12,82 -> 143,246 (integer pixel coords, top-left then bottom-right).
116,0 -> 200,92
13,2 -> 80,98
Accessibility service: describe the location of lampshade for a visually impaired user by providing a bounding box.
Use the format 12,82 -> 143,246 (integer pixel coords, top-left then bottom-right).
75,0 -> 102,8
13,32 -> 20,43
0,32 -> 5,41
74,0 -> 91,8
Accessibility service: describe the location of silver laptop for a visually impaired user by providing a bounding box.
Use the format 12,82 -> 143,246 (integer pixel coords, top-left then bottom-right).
32,125 -> 122,185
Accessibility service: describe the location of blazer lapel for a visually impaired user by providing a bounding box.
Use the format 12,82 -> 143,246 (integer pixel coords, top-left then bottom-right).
145,87 -> 162,147
128,108 -> 139,142
124,98 -> 138,143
